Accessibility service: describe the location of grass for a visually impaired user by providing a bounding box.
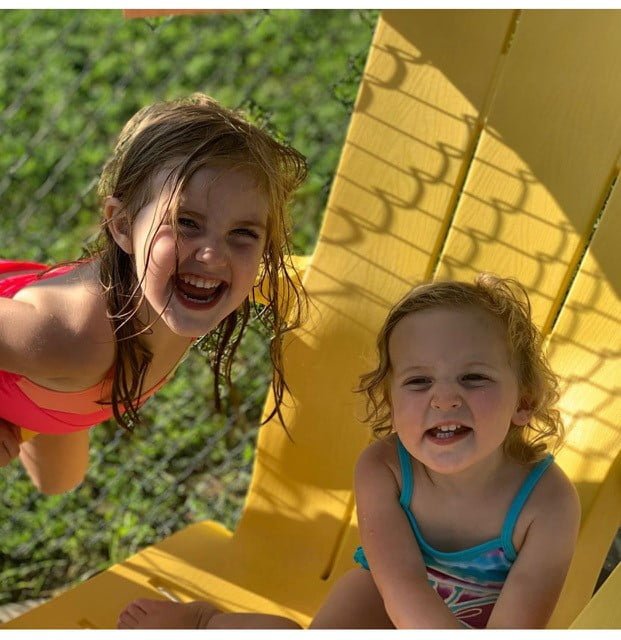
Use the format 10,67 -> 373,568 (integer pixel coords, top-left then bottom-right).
0,8 -> 378,604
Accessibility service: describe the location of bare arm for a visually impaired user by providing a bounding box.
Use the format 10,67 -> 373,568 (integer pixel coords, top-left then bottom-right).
487,465 -> 581,628
1,296 -> 92,491
355,440 -> 461,629
19,430 -> 90,495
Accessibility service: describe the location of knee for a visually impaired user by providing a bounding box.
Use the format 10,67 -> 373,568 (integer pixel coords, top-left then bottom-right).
34,475 -> 84,495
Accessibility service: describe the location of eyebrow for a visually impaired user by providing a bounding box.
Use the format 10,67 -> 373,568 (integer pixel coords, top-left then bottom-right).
234,218 -> 267,230
397,361 -> 499,374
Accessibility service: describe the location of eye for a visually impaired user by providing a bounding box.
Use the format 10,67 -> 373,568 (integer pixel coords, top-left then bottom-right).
461,373 -> 490,385
403,376 -> 431,388
178,216 -> 199,230
232,227 -> 260,241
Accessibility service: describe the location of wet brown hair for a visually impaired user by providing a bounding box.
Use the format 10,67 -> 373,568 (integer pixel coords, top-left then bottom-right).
90,93 -> 307,431
358,273 -> 563,463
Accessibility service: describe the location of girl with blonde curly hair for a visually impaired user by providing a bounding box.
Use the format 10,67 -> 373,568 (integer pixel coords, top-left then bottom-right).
118,273 -> 580,630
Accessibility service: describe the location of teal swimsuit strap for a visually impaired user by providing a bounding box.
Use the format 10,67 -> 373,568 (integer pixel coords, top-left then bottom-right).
396,438 -> 554,560
397,437 -> 414,509
500,453 -> 554,560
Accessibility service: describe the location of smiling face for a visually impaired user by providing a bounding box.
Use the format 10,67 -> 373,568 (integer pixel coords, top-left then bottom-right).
388,305 -> 531,476
113,164 -> 269,340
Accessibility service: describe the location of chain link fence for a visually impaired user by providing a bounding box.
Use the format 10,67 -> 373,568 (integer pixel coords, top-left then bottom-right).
0,8 -> 378,610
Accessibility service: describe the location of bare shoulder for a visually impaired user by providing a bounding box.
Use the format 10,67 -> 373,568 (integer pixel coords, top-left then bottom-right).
357,434 -> 399,469
13,261 -> 114,385
356,434 -> 401,486
527,458 -> 581,530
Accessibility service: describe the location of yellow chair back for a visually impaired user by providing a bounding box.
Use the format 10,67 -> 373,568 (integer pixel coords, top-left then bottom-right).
5,10 -> 620,629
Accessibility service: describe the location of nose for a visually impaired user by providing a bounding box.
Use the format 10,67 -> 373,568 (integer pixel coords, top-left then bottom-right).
195,237 -> 227,267
430,385 -> 462,411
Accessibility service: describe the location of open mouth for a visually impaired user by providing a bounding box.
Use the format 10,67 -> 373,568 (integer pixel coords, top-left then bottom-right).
174,275 -> 227,307
426,425 -> 472,443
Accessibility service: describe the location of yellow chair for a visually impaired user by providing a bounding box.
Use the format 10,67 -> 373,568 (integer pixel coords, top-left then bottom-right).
5,9 -> 621,629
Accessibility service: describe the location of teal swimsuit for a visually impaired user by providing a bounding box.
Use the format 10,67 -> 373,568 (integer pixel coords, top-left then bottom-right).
354,438 -> 554,628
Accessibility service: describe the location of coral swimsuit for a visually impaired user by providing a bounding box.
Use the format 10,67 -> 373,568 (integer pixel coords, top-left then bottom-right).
0,259 -> 168,437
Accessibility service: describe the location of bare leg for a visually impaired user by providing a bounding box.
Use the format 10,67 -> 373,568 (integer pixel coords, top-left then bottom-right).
118,570 -> 389,629
311,568 -> 394,629
19,430 -> 89,495
208,612 -> 302,629
117,599 -> 219,629
118,598 -> 302,629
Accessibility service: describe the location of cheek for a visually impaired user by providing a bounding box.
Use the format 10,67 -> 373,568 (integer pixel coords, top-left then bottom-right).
390,392 -> 422,423
470,388 -> 515,422
144,232 -> 178,274
469,388 -> 496,411
237,245 -> 264,278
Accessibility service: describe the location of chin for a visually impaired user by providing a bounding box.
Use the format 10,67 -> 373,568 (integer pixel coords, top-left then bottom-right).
422,451 -> 476,475
166,320 -> 212,338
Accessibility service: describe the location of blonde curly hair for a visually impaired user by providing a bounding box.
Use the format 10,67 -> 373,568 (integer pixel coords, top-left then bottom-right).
358,274 -> 563,463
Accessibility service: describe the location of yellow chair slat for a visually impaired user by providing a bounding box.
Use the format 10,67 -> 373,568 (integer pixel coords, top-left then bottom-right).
6,10 -> 621,629
547,177 -> 621,627
570,562 -> 621,629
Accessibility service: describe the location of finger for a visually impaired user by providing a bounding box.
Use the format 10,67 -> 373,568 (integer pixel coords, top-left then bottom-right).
0,420 -> 22,443
0,439 -> 18,466
4,433 -> 20,459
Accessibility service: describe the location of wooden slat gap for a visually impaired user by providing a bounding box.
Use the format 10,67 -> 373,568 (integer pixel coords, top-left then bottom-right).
320,492 -> 357,581
546,169 -> 620,338
430,10 -> 522,282
501,10 -> 522,54
429,120 -> 483,282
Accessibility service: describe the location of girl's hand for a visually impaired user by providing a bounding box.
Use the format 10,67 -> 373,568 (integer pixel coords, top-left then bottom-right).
0,419 -> 22,466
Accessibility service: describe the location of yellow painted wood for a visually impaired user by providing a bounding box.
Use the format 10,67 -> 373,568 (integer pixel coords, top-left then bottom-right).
434,10 -> 621,625
235,7 -> 514,591
547,177 -> 621,627
7,10 -> 621,629
2,521 -> 319,629
570,562 -> 621,629
435,10 -> 621,330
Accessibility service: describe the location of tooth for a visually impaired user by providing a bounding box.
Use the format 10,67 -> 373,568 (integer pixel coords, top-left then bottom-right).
179,275 -> 221,289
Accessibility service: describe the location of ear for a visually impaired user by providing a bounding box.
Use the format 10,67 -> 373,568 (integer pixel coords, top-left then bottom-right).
104,196 -> 133,254
512,397 -> 533,426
